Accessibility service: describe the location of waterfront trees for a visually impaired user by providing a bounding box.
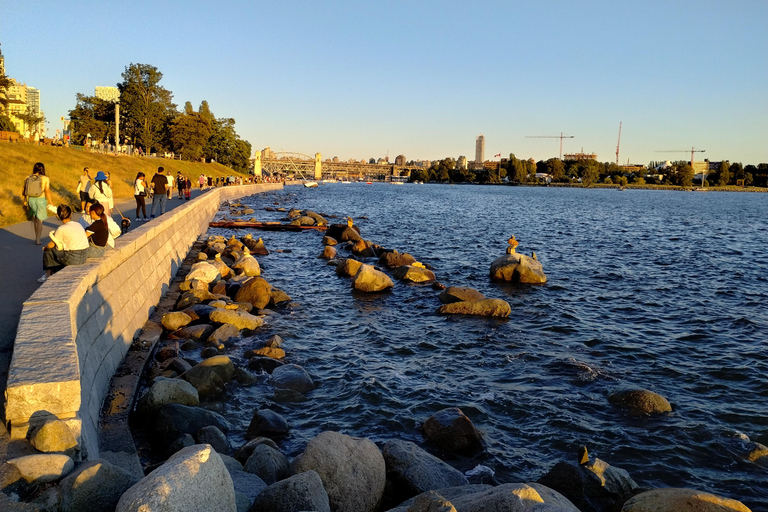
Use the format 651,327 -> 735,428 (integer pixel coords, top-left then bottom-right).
118,63 -> 176,155
717,161 -> 731,186
69,93 -> 115,144
170,102 -> 212,161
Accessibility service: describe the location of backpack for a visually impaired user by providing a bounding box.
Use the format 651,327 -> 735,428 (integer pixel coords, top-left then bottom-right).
25,175 -> 43,197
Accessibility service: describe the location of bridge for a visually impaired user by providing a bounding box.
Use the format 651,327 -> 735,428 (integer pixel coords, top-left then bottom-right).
254,152 -> 423,181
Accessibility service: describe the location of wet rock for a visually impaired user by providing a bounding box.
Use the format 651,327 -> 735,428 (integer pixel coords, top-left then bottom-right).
210,253 -> 234,279
185,261 -> 221,283
137,377 -> 200,415
154,404 -> 231,445
253,347 -> 286,359
248,355 -> 285,373
489,253 -> 547,284
436,298 -> 511,318
247,409 -> 290,439
405,490 -> 457,512
28,419 -> 78,457
60,459 -> 140,512
235,277 -> 272,309
438,286 -> 486,304
336,258 -> 363,278
196,425 -> 230,454
161,356 -> 193,374
291,431 -> 386,512
235,437 -> 281,465
294,215 -> 316,226
422,408 -> 484,454
608,389 -> 672,415
269,364 -> 314,394
305,210 -> 327,226
229,469 -> 268,503
269,288 -> 292,307
352,239 -> 378,258
209,309 -> 264,330
266,334 -> 284,348
116,444 -> 236,512
621,488 -> 751,512
322,236 -> 338,246
232,249 -> 261,277
274,389 -> 307,403
378,250 -> 416,269
393,265 -> 436,283
7,454 -> 74,484
162,311 -> 193,331
249,470 -> 330,512
352,264 -> 394,293
174,324 -> 216,342
181,304 -> 216,323
242,234 -> 269,255
339,226 -> 363,242
745,441 -> 768,464
244,444 -> 289,485
382,440 -> 468,503
321,245 -> 338,259
208,323 -> 241,345
202,346 -> 221,358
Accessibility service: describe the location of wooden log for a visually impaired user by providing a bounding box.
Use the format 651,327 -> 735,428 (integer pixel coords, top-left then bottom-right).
208,221 -> 327,232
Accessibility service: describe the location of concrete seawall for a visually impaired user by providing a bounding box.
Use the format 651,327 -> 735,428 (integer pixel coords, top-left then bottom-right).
3,183 -> 282,459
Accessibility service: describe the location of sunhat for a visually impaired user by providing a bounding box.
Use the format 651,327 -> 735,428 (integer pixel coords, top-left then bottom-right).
95,171 -> 107,181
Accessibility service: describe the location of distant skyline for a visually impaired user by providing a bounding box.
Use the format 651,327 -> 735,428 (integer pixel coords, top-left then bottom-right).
1,1 -> 766,165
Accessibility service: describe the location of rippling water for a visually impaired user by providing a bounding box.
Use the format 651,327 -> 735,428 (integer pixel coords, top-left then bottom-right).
209,184 -> 767,509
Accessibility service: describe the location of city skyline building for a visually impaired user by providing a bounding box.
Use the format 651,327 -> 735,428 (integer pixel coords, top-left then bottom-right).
475,134 -> 484,165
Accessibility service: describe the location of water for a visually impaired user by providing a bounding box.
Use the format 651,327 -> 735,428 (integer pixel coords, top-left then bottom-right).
208,184 -> 767,509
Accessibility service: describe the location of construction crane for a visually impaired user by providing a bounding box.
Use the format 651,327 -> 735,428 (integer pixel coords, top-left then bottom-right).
615,122 -> 622,166
656,147 -> 705,168
525,132 -> 574,160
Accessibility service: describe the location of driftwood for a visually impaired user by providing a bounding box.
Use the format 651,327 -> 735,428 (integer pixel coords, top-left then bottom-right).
209,221 -> 327,232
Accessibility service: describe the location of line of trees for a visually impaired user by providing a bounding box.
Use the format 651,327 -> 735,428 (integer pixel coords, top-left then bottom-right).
69,63 -> 252,173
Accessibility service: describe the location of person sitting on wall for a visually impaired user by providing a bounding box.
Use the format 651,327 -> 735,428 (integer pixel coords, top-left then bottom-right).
38,205 -> 89,283
85,203 -> 110,258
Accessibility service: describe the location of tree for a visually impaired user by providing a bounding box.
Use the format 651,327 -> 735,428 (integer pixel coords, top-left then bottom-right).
578,160 -> 600,187
0,73 -> 12,112
203,117 -> 252,173
0,113 -> 16,132
170,101 -> 212,161
670,162 -> 694,187
545,158 -> 565,182
14,108 -> 44,133
118,63 -> 176,154
717,161 -> 730,186
69,93 -> 115,144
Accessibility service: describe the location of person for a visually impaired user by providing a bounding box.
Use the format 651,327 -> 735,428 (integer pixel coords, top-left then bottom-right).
166,171 -> 174,200
22,162 -> 53,245
134,172 -> 149,221
89,171 -> 113,217
150,167 -> 168,219
34,130 -> 40,145
38,205 -> 89,282
184,176 -> 192,200
104,171 -> 114,212
199,174 -> 206,190
75,167 -> 91,212
84,203 -> 110,258
176,172 -> 185,199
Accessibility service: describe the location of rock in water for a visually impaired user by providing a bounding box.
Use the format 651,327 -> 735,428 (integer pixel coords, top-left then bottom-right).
436,298 -> 511,318
322,236 -> 338,246
242,234 -> 269,255
393,265 -> 436,283
209,309 -> 264,330
290,431 -> 386,512
116,444 -> 236,512
154,404 -> 231,445
137,378 -> 200,415
321,245 -> 337,259
244,444 -> 289,485
249,470 -> 330,512
422,408 -> 484,454
608,389 -> 672,415
438,287 -> 486,304
378,250 -> 416,269
489,253 -> 547,284
60,459 -> 140,512
269,364 -> 315,394
235,277 -> 272,309
352,264 -> 394,293
247,409 -> 290,439
621,488 -> 752,512
336,258 -> 363,278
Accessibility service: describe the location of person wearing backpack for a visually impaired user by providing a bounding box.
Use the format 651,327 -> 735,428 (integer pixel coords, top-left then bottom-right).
22,162 -> 53,245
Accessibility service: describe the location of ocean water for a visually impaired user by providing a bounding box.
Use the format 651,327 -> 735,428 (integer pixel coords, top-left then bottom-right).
207,184 -> 767,509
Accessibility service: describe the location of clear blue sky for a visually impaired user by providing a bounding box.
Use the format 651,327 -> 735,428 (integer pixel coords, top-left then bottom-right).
2,1 -> 766,165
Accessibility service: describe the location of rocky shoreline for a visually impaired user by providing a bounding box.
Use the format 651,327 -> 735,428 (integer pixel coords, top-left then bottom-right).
1,198 -> 762,512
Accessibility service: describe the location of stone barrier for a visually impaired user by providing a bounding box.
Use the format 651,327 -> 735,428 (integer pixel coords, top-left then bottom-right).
4,183 -> 282,459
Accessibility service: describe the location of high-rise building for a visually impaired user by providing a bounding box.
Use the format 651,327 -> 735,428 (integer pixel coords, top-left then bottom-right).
475,134 -> 485,165
395,154 -> 406,166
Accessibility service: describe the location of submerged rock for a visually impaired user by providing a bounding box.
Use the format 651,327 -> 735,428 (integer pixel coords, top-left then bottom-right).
608,389 -> 672,415
436,298 -> 511,318
438,287 -> 486,304
378,250 -> 416,269
422,408 -> 484,454
269,364 -> 314,394
247,409 -> 290,439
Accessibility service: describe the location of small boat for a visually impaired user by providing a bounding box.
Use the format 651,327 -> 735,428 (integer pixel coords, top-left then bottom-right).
322,179 -> 337,184
366,181 -> 372,185
392,181 -> 404,185
304,181 -> 318,188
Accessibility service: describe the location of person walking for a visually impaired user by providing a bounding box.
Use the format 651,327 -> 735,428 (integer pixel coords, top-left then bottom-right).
75,167 -> 91,212
88,172 -> 113,217
184,176 -> 192,200
150,167 -> 168,219
199,174 -> 206,190
21,162 -> 53,245
38,205 -> 89,282
134,172 -> 149,221
176,173 -> 185,199
166,171 -> 174,200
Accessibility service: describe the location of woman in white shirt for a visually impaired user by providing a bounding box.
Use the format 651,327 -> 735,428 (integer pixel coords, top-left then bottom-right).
134,172 -> 149,221
39,205 -> 89,282
89,171 -> 113,217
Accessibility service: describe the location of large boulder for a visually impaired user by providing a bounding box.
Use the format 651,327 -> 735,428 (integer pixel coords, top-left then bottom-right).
436,298 -> 511,318
327,224 -> 362,242
174,323 -> 216,342
422,408 -> 484,454
244,444 -> 289,485
162,311 -> 193,331
60,459 -> 140,512
210,254 -> 234,279
249,470 -> 330,512
196,425 -> 230,454
393,265 -> 436,283
336,258 -> 363,278
352,264 -> 394,293
235,277 -> 272,309
186,261 -> 221,283
382,440 -> 468,503
246,409 -> 290,439
621,488 -> 752,512
352,239 -> 378,258
137,378 -> 200,415
378,251 -> 416,269
489,253 -> 547,284
269,364 -> 315,394
6,454 -> 74,484
232,251 -> 261,277
608,389 -> 672,415
116,444 -> 236,512
28,419 -> 78,457
208,323 -> 241,346
438,287 -> 486,304
242,235 -> 269,255
291,431 -> 386,512
446,483 -> 578,511
269,288 -> 292,307
209,309 -> 264,330
386,485 -> 494,512
229,469 -> 268,503
181,356 -> 235,397
154,404 -> 231,445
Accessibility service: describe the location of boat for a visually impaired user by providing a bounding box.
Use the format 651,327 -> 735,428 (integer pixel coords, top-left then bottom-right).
322,179 -> 337,184
392,181 -> 404,185
366,181 -> 372,185
304,181 -> 318,188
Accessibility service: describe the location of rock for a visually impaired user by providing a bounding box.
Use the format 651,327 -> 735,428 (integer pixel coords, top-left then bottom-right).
242,234 -> 269,255
229,470 -> 268,503
438,287 -> 486,304
162,311 -> 193,331
249,470 -> 330,512
274,389 -> 307,403
336,258 -> 363,278
210,253 -> 234,279
269,288 -> 292,307
182,365 -> 226,397
291,431 -> 386,512
621,488 -> 752,512
28,419 -> 78,457
196,252 -> 208,261
322,236 -> 338,246
235,277 -> 272,309
186,261 -> 221,283
321,245 -> 337,259
266,334 -> 284,348
155,344 -> 178,362
386,485 -> 495,512
244,444 -> 289,485
339,226 -> 362,242
352,239 -> 378,257
154,404 -> 231,445
294,215 -> 316,226
269,364 -> 314,394
305,210 -> 327,226
405,490 -> 457,512
489,253 -> 547,284
219,454 -> 243,473
137,378 -> 200,415
382,440 -> 468,504
160,357 -> 193,375
175,324 -> 216,342
246,409 -> 290,439
745,441 -> 768,463
232,250 -> 261,277
7,454 -> 74,484
168,434 -> 196,456
422,408 -> 484,454
234,438 -> 281,465
352,264 -> 394,293
212,281 -> 227,296
182,304 -> 216,323
60,459 -> 140,512
208,323 -> 241,345
196,425 -> 230,454
445,483 -> 578,511
210,309 -> 264,330
248,355 -> 285,373
393,265 -> 436,283
378,250 -> 416,269
116,444 -> 236,512
287,209 -> 302,219
253,347 -> 286,359
436,298 -> 511,318
608,389 -> 672,415
538,457 -> 639,512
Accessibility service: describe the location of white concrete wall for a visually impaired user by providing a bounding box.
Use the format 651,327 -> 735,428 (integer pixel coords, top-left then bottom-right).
4,183 -> 282,458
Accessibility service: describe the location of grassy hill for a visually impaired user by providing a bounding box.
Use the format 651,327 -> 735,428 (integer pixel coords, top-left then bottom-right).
0,143 -> 246,227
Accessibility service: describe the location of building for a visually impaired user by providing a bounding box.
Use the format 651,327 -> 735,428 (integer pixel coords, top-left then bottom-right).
475,134 -> 485,165
394,154 -> 406,166
261,147 -> 276,160
483,161 -> 500,171
457,156 -> 468,170
563,152 -> 597,161
6,79 -> 28,133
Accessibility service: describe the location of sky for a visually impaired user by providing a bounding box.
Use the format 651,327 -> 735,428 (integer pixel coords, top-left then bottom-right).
1,0 -> 767,165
